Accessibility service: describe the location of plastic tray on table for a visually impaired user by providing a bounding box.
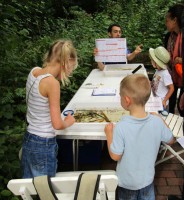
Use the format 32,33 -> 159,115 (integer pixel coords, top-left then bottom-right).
61,102 -> 128,133
103,63 -> 146,77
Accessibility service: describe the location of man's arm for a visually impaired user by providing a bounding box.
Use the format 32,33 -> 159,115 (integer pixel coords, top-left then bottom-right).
94,48 -> 105,70
97,62 -> 105,71
163,84 -> 174,108
127,44 -> 142,61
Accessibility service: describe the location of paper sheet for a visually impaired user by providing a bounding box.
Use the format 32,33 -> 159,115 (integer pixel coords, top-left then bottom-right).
145,97 -> 163,112
95,38 -> 127,63
92,88 -> 116,96
177,137 -> 184,148
113,96 -> 163,112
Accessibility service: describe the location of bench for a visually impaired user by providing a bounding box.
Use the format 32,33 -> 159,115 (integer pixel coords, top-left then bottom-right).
7,171 -> 118,200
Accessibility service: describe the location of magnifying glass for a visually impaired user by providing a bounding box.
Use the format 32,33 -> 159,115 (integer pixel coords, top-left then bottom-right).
63,110 -> 74,116
159,110 -> 169,117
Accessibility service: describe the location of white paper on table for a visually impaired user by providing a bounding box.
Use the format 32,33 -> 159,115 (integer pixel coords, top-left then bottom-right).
177,137 -> 184,148
95,38 -> 127,63
145,97 -> 163,112
81,83 -> 104,89
113,96 -> 162,112
92,88 -> 116,96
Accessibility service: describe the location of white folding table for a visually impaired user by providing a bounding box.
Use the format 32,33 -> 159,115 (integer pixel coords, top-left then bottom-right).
56,67 -> 183,170
56,67 -> 149,170
56,69 -> 124,170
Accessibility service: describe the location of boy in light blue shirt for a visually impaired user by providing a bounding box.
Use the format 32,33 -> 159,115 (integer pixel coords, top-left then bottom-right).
104,74 -> 175,200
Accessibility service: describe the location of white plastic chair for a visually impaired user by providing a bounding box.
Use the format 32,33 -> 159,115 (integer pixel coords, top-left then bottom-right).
156,113 -> 184,165
7,171 -> 118,200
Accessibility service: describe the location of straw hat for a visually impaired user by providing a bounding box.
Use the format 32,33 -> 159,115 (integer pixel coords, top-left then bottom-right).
149,46 -> 170,69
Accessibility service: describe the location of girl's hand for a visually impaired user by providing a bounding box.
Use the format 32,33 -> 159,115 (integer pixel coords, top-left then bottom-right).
162,100 -> 167,109
64,113 -> 75,127
174,57 -> 182,65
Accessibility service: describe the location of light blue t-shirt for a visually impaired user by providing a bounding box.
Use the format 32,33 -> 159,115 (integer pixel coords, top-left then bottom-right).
110,113 -> 173,190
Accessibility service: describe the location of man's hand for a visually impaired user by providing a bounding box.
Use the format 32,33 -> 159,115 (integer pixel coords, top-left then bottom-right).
134,44 -> 143,55
93,48 -> 98,56
127,44 -> 143,61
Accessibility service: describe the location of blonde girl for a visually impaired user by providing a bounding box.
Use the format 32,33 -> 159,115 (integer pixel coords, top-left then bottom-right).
21,39 -> 78,178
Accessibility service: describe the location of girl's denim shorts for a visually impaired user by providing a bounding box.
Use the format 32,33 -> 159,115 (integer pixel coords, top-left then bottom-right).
21,131 -> 58,178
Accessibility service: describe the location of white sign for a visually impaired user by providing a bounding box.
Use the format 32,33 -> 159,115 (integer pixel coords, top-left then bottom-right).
145,97 -> 163,112
95,38 -> 127,63
114,96 -> 163,112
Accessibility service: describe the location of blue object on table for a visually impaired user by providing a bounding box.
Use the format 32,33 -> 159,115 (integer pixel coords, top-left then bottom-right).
159,108 -> 169,116
63,110 -> 74,116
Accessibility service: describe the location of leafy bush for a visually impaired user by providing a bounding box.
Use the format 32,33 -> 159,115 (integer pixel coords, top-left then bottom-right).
0,135 -> 22,199
0,0 -> 183,198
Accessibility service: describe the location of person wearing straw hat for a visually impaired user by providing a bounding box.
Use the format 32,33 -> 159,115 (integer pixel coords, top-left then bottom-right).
149,46 -> 174,113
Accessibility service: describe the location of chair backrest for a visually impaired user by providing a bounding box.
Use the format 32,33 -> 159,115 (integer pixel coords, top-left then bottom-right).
7,172 -> 118,200
162,113 -> 183,138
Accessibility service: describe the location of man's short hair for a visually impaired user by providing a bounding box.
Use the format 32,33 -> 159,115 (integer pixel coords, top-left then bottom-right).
107,24 -> 121,33
120,74 -> 151,106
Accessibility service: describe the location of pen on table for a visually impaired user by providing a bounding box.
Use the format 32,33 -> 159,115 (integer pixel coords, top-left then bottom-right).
132,65 -> 142,74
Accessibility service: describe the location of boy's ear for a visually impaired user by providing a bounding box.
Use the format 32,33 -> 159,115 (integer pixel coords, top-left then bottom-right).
125,96 -> 131,106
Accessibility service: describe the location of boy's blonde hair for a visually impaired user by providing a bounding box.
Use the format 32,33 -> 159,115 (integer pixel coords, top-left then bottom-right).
43,39 -> 78,86
120,74 -> 151,106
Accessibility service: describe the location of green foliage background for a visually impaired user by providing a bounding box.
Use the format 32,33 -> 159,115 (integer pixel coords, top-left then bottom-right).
0,0 -> 182,198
